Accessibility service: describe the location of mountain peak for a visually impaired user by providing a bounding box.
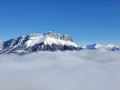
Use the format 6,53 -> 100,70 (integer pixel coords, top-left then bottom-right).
45,31 -> 53,34
43,31 -> 73,42
84,43 -> 120,50
85,44 -> 103,49
0,31 -> 80,54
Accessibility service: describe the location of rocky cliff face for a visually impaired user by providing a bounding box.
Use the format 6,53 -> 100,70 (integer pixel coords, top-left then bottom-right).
0,31 -> 82,54
44,31 -> 73,42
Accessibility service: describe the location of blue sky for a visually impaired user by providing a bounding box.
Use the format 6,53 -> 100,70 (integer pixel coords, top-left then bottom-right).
0,0 -> 120,45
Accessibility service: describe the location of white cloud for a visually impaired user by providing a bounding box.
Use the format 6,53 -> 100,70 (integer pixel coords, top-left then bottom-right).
0,50 -> 120,90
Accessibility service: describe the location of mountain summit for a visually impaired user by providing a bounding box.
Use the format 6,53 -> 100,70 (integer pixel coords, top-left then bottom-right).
0,31 -> 81,54
83,44 -> 120,50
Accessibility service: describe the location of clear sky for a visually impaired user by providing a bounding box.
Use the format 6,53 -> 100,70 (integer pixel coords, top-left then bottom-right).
0,0 -> 120,45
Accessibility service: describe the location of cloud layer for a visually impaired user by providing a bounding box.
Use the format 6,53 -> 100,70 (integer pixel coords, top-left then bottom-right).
0,49 -> 120,90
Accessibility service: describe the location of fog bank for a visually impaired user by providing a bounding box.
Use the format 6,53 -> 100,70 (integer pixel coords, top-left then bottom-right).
0,49 -> 120,90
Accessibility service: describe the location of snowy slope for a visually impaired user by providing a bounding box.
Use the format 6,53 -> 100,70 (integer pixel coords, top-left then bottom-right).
84,44 -> 103,49
26,35 -> 78,47
0,31 -> 81,54
84,44 -> 120,50
106,44 -> 120,49
0,41 -> 4,50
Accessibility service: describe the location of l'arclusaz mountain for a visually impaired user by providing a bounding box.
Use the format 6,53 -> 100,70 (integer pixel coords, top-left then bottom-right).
0,31 -> 119,54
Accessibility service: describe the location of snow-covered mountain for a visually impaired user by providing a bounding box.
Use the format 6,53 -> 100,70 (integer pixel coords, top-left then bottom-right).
0,31 -> 82,54
0,31 -> 120,54
83,44 -> 120,50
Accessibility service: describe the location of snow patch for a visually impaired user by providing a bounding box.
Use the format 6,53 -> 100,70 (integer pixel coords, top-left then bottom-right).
26,35 -> 78,47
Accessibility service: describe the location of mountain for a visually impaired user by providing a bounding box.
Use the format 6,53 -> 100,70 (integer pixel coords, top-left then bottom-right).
0,31 -> 82,54
0,31 -> 119,54
83,44 -> 120,50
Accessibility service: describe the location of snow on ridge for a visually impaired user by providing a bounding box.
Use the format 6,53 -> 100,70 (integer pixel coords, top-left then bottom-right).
26,34 -> 46,47
0,31 -> 79,54
26,34 -> 79,47
83,44 -> 120,50
44,37 -> 79,47
106,44 -> 120,49
0,41 -> 4,50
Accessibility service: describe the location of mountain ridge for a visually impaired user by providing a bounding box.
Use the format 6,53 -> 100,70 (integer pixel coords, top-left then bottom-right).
83,44 -> 120,50
0,31 -> 120,54
0,31 -> 81,54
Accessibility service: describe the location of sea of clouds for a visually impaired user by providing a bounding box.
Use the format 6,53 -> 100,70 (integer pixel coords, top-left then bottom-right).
0,49 -> 120,90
